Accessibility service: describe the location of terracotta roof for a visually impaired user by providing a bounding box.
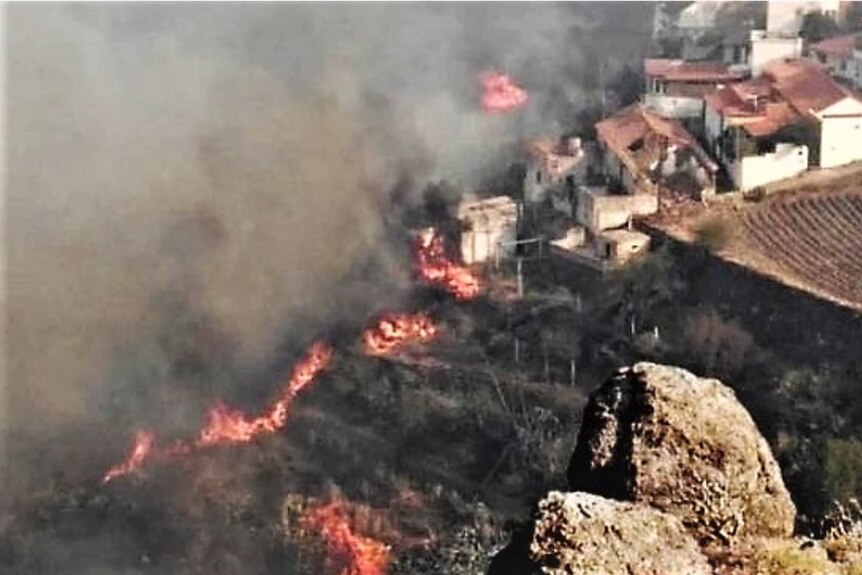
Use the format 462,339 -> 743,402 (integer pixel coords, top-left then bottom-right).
708,59 -> 861,125
810,33 -> 861,58
644,58 -> 746,82
763,59 -> 855,115
597,104 -> 718,176
762,58 -> 824,83
704,78 -> 802,137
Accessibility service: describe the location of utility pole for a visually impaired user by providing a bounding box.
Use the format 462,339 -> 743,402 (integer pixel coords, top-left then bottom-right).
516,257 -> 524,298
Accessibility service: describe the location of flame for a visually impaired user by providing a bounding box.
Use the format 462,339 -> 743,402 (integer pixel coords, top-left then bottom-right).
415,228 -> 480,300
361,312 -> 438,356
479,71 -> 528,114
101,342 -> 332,483
101,430 -> 156,484
197,342 -> 332,446
304,498 -> 390,575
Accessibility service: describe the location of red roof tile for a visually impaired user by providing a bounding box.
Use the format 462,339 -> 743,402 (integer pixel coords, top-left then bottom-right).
644,58 -> 746,82
597,104 -> 718,175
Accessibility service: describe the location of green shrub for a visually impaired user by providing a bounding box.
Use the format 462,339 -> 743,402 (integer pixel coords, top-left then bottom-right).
744,186 -> 767,203
694,218 -> 731,252
825,439 -> 862,503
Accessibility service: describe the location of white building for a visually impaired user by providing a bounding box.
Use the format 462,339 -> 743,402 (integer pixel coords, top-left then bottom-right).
704,58 -> 862,189
457,196 -> 519,265
767,59 -> 862,169
766,1 -> 841,35
749,29 -> 804,76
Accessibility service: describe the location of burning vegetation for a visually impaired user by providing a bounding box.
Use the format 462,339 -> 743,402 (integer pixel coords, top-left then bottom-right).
361,313 -> 438,357
304,498 -> 391,575
414,228 -> 481,300
92,229 -> 486,575
102,342 -> 334,484
478,71 -> 529,114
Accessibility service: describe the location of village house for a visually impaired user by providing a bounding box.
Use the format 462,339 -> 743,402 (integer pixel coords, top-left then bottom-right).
644,58 -> 747,121
768,59 -> 862,169
704,58 -> 862,189
457,196 -> 519,266
522,136 -> 586,215
808,32 -> 862,86
596,103 -> 718,199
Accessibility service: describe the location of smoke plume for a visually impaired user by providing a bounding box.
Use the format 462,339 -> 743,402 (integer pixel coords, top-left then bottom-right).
2,2 -> 653,500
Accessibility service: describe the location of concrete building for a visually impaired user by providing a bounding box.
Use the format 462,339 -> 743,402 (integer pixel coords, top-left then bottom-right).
749,29 -> 805,76
523,136 -> 585,214
576,186 -> 659,232
596,104 -> 718,198
457,196 -> 519,265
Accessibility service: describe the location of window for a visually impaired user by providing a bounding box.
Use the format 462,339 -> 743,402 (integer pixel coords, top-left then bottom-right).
536,170 -> 542,184
652,78 -> 666,94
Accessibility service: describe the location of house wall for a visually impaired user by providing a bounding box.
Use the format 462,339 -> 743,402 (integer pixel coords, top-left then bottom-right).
577,191 -> 659,232
750,32 -> 803,76
644,92 -> 705,119
819,114 -> 862,168
704,106 -> 725,154
731,143 -> 809,190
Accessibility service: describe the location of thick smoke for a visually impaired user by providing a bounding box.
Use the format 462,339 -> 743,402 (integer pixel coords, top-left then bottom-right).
2,3 -> 654,499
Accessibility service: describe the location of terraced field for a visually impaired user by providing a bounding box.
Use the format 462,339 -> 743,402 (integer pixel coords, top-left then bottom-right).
741,191 -> 862,310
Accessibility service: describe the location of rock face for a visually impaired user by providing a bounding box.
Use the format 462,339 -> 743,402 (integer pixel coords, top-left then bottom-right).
487,491 -> 711,575
567,362 -> 795,542
526,491 -> 712,575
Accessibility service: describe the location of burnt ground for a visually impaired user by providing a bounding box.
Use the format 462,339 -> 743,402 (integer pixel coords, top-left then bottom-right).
4,225 -> 862,574
0,277 -> 600,575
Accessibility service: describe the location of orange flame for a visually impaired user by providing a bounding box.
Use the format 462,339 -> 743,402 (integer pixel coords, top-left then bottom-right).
415,228 -> 480,300
197,342 -> 332,446
479,71 -> 529,114
101,430 -> 156,484
101,343 -> 332,483
304,498 -> 390,575
361,312 -> 438,356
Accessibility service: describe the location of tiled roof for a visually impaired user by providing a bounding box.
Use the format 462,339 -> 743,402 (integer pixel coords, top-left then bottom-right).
597,104 -> 718,175
761,59 -> 856,115
644,58 -> 746,82
810,33 -> 861,58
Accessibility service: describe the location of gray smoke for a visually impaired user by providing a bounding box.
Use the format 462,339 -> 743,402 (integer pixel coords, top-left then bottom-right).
2,2 -> 654,499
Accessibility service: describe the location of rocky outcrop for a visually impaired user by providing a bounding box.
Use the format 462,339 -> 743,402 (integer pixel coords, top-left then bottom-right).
567,362 -> 795,542
501,491 -> 712,575
489,363 -> 806,575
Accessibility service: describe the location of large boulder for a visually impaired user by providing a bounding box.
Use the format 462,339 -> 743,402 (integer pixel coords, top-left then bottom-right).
567,362 -> 795,542
489,491 -> 711,575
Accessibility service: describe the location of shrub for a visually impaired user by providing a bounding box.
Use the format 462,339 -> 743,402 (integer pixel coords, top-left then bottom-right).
744,186 -> 766,203
682,308 -> 755,378
825,439 -> 862,504
694,217 -> 731,252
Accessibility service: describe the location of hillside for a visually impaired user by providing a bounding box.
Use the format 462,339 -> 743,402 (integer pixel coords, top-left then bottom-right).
650,162 -> 862,314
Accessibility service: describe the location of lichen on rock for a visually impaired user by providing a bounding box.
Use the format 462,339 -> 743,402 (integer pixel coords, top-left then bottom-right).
567,362 -> 796,542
